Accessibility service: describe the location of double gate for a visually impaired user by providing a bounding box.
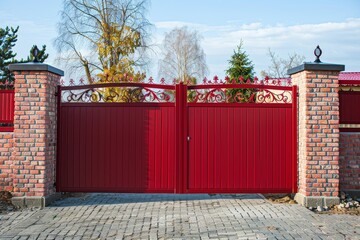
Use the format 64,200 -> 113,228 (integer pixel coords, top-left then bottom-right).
57,78 -> 297,193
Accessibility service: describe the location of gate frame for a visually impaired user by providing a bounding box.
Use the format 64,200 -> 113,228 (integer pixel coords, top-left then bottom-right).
57,80 -> 298,194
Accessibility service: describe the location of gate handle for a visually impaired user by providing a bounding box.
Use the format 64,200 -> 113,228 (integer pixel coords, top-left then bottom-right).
187,136 -> 191,141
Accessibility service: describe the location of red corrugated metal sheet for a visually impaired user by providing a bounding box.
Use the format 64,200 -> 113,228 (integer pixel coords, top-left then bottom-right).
339,72 -> 360,132
187,104 -> 294,193
339,91 -> 360,125
0,90 -> 15,132
58,104 -> 176,192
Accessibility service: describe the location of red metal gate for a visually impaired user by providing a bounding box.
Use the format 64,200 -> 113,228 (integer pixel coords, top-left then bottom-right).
57,78 -> 297,193
57,82 -> 176,192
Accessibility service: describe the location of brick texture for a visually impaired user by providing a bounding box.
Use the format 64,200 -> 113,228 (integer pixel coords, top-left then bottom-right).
292,71 -> 340,197
10,71 -> 60,197
0,132 -> 14,191
339,133 -> 360,190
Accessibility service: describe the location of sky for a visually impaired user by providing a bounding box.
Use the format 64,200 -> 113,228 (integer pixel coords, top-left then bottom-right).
1,0 -> 360,81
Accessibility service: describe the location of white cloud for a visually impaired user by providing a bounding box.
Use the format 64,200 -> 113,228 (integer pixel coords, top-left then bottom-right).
153,18 -> 360,77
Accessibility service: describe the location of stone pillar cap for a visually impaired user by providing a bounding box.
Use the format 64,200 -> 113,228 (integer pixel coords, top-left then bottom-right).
288,62 -> 345,75
9,62 -> 64,76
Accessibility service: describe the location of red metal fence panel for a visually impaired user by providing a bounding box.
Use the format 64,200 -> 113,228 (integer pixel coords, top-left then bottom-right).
339,91 -> 360,124
339,82 -> 360,132
0,90 -> 15,132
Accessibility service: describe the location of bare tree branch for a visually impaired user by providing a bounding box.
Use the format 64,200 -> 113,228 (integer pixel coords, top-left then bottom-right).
261,48 -> 305,78
55,0 -> 152,82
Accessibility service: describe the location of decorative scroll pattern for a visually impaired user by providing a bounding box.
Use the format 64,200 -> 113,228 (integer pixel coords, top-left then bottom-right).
61,76 -> 174,86
339,85 -> 360,92
0,80 -> 14,89
60,76 -> 292,86
60,76 -> 292,103
188,88 -> 292,103
62,87 -> 175,103
256,89 -> 292,103
186,76 -> 292,86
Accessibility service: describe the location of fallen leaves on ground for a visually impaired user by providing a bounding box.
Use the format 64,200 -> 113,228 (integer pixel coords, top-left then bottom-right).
263,194 -> 297,204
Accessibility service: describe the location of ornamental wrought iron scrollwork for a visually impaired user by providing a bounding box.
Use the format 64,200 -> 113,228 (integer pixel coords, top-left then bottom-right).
65,88 -> 102,103
188,88 -> 292,103
62,87 -> 175,103
0,80 -> 14,90
60,75 -> 293,103
255,89 -> 292,103
60,76 -> 176,103
339,85 -> 360,92
186,75 -> 292,103
187,75 -> 292,86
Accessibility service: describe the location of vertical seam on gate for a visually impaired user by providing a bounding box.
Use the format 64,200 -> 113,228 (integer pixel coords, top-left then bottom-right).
292,85 -> 298,193
175,83 -> 189,194
175,83 -> 182,193
182,83 -> 188,193
56,85 -> 61,192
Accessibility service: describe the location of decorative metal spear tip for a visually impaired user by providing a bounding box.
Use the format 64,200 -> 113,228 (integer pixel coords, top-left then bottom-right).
31,45 -> 40,63
314,45 -> 322,63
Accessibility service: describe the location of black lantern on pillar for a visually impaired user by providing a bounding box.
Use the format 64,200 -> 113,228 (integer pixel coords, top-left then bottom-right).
31,45 -> 40,63
314,45 -> 322,63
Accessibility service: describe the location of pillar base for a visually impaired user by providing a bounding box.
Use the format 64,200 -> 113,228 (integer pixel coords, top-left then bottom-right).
11,193 -> 62,208
295,193 -> 340,207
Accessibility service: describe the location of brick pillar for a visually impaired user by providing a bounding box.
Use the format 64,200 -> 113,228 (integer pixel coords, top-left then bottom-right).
9,63 -> 64,207
288,62 -> 344,207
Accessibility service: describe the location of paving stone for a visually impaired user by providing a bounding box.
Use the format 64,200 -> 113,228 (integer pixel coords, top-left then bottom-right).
0,193 -> 359,239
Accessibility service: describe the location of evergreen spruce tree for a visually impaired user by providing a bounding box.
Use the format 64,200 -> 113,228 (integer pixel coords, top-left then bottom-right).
0,26 -> 49,89
225,41 -> 255,102
19,45 -> 49,63
0,26 -> 19,85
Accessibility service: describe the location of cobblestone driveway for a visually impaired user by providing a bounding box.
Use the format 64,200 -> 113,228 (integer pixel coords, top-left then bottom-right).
0,193 -> 359,239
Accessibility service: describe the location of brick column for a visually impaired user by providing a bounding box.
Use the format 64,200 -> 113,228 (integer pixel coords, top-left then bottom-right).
289,62 -> 344,207
9,63 -> 64,208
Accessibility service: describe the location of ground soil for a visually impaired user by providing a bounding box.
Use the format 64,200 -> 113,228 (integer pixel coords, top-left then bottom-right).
323,206 -> 360,216
263,193 -> 360,216
0,191 -> 15,214
263,194 -> 297,204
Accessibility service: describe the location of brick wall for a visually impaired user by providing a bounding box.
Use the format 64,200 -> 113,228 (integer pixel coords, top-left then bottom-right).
292,70 -> 340,197
339,133 -> 360,190
10,71 -> 60,197
0,132 -> 14,191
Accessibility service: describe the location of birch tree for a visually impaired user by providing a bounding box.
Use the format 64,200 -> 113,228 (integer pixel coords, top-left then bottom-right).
158,26 -> 208,83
